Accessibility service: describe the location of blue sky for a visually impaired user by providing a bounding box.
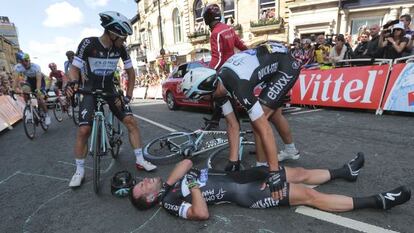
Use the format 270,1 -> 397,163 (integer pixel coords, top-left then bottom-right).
0,0 -> 137,72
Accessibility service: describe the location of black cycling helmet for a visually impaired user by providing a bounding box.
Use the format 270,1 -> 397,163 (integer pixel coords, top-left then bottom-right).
202,4 -> 222,26
99,11 -> 133,37
111,171 -> 136,197
66,50 -> 75,58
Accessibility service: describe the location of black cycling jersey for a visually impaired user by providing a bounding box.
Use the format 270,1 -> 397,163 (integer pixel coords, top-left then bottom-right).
161,167 -> 289,219
72,37 -> 133,126
72,37 -> 132,92
217,42 -> 301,121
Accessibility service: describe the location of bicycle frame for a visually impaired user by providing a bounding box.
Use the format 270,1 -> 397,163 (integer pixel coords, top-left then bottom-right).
89,98 -> 111,155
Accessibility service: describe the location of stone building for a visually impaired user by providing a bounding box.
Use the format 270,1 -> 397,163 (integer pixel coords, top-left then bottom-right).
128,0 -> 413,73
288,0 -> 413,46
0,16 -> 20,73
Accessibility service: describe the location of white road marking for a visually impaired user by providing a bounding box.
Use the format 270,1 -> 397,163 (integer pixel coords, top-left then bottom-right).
129,207 -> 162,233
23,189 -> 71,233
0,171 -> 20,185
295,206 -> 398,233
290,109 -> 323,115
18,171 -> 69,182
133,114 -> 177,132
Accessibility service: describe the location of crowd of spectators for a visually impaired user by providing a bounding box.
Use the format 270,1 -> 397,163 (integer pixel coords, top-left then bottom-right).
289,14 -> 413,69
0,67 -> 13,96
135,72 -> 166,88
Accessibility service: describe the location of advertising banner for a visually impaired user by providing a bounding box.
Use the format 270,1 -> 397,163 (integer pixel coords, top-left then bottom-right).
290,65 -> 390,110
382,63 -> 414,113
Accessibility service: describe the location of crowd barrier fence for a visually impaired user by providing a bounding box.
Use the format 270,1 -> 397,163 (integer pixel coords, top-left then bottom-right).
290,56 -> 414,115
0,95 -> 25,132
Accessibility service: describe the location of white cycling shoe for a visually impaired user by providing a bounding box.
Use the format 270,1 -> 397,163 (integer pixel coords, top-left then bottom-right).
44,115 -> 51,125
69,172 -> 84,187
278,149 -> 300,161
136,160 -> 157,172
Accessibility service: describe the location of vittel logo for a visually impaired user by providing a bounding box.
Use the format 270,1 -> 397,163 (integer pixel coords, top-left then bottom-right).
299,70 -> 379,103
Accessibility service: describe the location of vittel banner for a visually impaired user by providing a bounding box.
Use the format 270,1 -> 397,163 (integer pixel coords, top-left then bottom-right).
382,63 -> 414,113
290,65 -> 390,110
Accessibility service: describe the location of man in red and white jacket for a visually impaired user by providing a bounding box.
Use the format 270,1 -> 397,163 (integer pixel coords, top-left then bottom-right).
204,4 -> 247,70
202,4 -> 248,171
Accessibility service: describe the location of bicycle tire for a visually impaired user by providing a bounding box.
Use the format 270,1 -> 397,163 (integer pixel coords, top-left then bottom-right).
207,141 -> 256,171
40,109 -> 49,131
110,116 -> 122,159
53,101 -> 64,122
143,132 -> 192,165
93,118 -> 102,194
23,105 -> 36,140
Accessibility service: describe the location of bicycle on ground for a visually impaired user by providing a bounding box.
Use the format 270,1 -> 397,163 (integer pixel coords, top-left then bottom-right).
143,119 -> 257,170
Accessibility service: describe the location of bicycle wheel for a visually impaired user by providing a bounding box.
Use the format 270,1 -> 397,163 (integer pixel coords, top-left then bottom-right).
109,116 -> 123,159
39,109 -> 49,131
143,132 -> 192,164
23,105 -> 36,140
53,101 -> 64,122
72,94 -> 80,126
207,141 -> 256,171
93,118 -> 102,194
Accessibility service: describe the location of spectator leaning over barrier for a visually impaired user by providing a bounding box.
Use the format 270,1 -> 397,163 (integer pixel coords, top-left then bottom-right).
399,14 -> 413,56
366,24 -> 383,59
301,38 -> 315,66
314,34 -> 331,65
353,31 -> 370,59
329,34 -> 348,66
379,22 -> 409,60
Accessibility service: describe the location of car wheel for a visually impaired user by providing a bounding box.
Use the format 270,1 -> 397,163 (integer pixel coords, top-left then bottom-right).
166,92 -> 178,110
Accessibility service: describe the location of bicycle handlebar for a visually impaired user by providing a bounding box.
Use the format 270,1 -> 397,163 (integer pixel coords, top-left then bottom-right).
9,91 -> 37,101
75,89 -> 121,98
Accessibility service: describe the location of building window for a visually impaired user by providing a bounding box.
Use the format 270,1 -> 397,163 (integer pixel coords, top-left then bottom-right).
194,0 -> 206,33
350,17 -> 382,45
147,22 -> 153,50
259,0 -> 277,21
173,8 -> 182,43
134,26 -> 137,41
223,0 -> 235,26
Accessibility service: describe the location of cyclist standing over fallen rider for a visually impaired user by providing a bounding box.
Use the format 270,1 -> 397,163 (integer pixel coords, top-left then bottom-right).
181,41 -> 302,200
65,11 -> 156,188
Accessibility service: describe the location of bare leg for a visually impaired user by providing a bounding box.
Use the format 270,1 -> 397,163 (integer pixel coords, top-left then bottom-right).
224,112 -> 240,162
252,130 -> 266,163
289,183 -> 354,212
75,126 -> 91,159
285,166 -> 331,185
269,108 -> 292,144
122,115 -> 141,149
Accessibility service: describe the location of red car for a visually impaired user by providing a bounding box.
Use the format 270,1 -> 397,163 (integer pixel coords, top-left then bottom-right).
162,61 -> 212,110
162,60 -> 265,111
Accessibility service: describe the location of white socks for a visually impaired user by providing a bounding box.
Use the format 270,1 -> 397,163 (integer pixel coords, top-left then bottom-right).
256,161 -> 269,167
134,148 -> 145,164
75,159 -> 85,176
285,143 -> 296,151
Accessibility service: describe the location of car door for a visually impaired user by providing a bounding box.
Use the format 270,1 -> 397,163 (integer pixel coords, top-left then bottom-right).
172,63 -> 188,100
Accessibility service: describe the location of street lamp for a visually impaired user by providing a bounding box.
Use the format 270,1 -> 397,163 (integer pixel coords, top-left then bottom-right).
156,0 -> 165,56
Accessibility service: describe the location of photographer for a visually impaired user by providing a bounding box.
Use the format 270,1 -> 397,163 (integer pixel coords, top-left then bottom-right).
379,22 -> 409,60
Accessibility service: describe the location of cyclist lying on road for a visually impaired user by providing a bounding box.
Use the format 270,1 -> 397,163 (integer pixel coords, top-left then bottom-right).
129,153 -> 411,220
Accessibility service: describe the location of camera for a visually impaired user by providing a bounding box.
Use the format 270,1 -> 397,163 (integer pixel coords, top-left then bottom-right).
382,19 -> 400,29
